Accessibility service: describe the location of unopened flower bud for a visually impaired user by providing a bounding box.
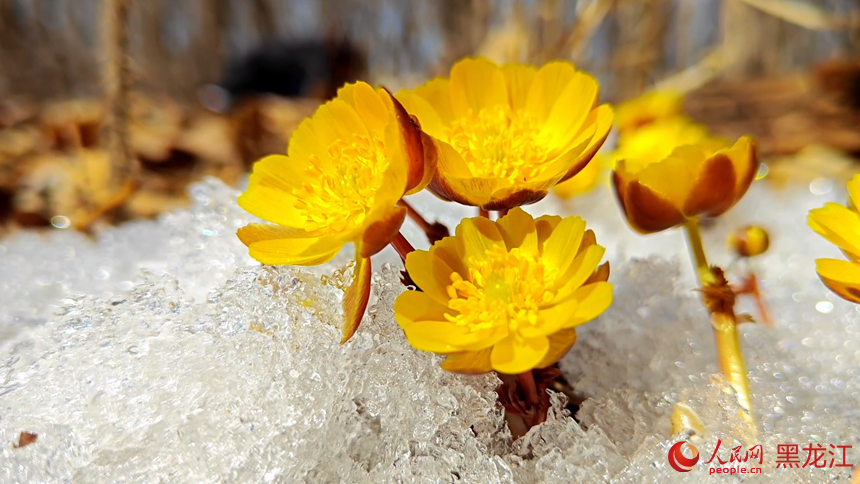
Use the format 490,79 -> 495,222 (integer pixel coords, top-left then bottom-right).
727,225 -> 770,258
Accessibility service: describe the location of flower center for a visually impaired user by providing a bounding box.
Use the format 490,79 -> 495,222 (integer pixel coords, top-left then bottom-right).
445,245 -> 557,334
292,135 -> 389,232
445,105 -> 551,183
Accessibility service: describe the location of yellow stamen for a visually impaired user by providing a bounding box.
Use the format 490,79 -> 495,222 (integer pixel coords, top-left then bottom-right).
292,135 -> 388,232
446,105 -> 551,183
444,245 -> 557,333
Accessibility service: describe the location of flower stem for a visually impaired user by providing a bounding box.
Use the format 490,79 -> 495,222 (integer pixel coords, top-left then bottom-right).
683,219 -> 753,422
684,218 -> 715,285
498,208 -> 509,218
518,371 -> 539,406
390,231 -> 415,262
479,208 -> 490,218
398,199 -> 450,244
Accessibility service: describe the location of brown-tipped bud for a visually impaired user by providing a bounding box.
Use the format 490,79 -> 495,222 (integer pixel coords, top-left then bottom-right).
727,225 -> 770,258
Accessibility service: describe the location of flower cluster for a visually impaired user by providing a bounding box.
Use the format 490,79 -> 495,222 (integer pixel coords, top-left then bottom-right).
235,58 -> 772,434
236,57 -> 613,376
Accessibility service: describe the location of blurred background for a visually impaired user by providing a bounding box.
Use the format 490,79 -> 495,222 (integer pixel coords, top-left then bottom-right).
0,0 -> 858,232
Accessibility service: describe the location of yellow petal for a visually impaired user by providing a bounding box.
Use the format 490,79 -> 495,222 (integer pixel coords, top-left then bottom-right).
554,245 -> 607,303
815,258 -> 860,304
360,205 -> 406,258
430,235 -> 469,280
584,261 -> 611,285
556,105 -> 613,184
542,215 -> 586,273
247,154 -> 306,192
721,135 -> 758,197
542,71 -> 599,148
483,184 -> 551,211
490,335 -> 549,374
534,215 -> 562,253
440,349 -> 493,374
433,139 -> 472,177
559,282 -> 613,328
374,112 -> 411,206
520,297 -> 577,338
394,290 -> 450,328
342,256 -> 372,343
395,90 -> 447,140
456,216 -> 506,267
848,174 -> 860,210
525,61 -> 577,123
502,63 -> 536,112
237,223 -> 316,246
809,203 -> 860,260
310,98 -> 370,150
496,206 -> 538,254
245,235 -> 345,266
682,152 -> 737,218
531,125 -> 595,184
404,247 -> 457,305
287,117 -> 324,161
449,57 -> 508,118
636,145 -> 707,208
403,321 -> 499,354
238,184 -> 307,229
352,83 -> 389,136
614,170 -> 688,234
535,328 -> 577,368
428,141 -> 501,207
412,78 -> 454,125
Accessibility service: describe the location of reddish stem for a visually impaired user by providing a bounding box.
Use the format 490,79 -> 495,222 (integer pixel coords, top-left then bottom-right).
518,371 -> 540,406
390,231 -> 415,262
497,208 -> 509,218
479,208 -> 490,218
398,199 -> 450,244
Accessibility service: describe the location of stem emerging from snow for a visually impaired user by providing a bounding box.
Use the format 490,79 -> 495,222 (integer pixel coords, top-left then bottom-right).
684,219 -> 753,425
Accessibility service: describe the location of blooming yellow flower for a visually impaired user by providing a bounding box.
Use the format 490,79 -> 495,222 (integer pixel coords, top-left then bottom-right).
808,174 -> 860,303
613,117 -> 759,234
614,89 -> 684,134
396,57 -> 612,210
394,207 -> 612,374
237,81 -> 435,342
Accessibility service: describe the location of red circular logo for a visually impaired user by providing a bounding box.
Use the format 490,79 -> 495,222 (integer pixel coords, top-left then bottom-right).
668,441 -> 699,472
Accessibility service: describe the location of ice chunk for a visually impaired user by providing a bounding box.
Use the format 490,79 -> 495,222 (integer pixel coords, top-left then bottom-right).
1,175 -> 859,482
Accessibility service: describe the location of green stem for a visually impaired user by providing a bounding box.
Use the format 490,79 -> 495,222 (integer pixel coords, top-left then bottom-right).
684,218 -> 715,285
683,219 -> 753,423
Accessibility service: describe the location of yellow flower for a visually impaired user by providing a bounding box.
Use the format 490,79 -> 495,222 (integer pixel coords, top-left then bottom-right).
613,117 -> 759,234
237,81 -> 435,342
394,207 -> 612,374
396,57 -> 612,210
614,89 -> 684,134
808,174 -> 860,303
